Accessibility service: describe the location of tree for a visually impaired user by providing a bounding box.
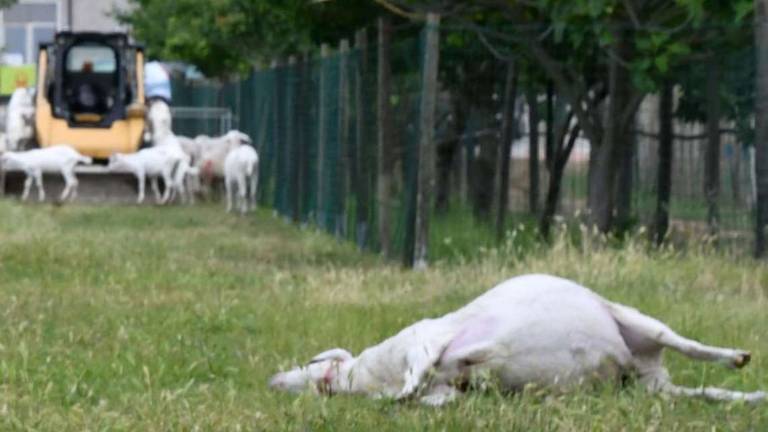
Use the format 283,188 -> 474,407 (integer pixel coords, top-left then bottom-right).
118,0 -> 386,79
452,0 -> 755,234
755,0 -> 768,256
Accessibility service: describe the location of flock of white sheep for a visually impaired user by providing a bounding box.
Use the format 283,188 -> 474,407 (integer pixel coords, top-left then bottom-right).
0,89 -> 259,213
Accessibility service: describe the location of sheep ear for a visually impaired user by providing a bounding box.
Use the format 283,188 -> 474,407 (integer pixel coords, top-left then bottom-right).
307,348 -> 353,365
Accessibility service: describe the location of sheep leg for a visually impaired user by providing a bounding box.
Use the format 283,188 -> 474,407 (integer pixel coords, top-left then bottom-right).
396,344 -> 443,400
21,174 -> 33,201
34,169 -> 45,202
657,381 -> 766,403
248,167 -> 258,211
607,301 -> 750,368
60,168 -> 78,202
186,174 -> 196,205
633,351 -> 766,403
225,175 -> 233,213
237,174 -> 247,214
150,178 -> 161,204
159,172 -> 173,204
419,384 -> 460,406
608,301 -> 767,403
175,162 -> 188,204
136,171 -> 146,204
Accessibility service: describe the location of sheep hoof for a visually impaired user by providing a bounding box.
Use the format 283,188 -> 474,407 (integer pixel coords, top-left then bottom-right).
732,352 -> 751,369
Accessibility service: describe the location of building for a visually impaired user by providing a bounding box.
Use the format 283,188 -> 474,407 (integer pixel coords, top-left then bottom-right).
1,0 -> 131,64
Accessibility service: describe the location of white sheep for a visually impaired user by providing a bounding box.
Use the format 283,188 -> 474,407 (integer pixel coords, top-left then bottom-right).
153,134 -> 197,204
108,146 -> 181,204
0,145 -> 92,202
224,144 -> 259,213
270,274 -> 766,406
195,130 -> 252,179
145,99 -> 173,146
5,88 -> 35,151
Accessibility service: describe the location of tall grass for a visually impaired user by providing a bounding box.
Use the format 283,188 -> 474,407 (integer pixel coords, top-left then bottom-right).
0,201 -> 765,430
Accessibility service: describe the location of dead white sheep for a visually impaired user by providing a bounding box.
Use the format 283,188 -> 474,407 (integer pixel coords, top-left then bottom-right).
270,274 -> 766,406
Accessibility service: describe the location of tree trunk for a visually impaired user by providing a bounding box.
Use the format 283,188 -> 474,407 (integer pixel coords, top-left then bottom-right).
494,60 -> 518,242
588,28 -> 633,233
704,59 -> 721,239
354,29 -> 370,248
527,86 -> 540,215
614,126 -> 635,232
337,39 -> 351,236
317,44 -> 330,222
545,82 -> 555,171
655,83 -> 674,246
435,95 -> 466,213
540,124 -> 581,238
471,136 -> 496,220
413,13 -> 440,269
755,0 -> 768,257
376,18 -> 394,257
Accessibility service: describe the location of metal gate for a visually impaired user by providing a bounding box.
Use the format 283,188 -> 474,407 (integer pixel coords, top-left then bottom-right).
170,106 -> 234,138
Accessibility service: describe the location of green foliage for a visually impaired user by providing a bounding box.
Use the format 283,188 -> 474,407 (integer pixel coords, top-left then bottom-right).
0,202 -> 766,429
118,0 -> 307,77
0,0 -> 15,9
118,0 -> 384,79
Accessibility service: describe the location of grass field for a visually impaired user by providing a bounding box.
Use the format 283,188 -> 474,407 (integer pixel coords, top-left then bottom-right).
0,201 -> 766,431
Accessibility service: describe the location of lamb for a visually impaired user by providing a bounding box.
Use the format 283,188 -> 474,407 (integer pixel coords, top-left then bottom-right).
5,88 -> 35,151
108,146 -> 181,204
269,274 -> 766,406
0,145 -> 92,202
223,144 -> 259,213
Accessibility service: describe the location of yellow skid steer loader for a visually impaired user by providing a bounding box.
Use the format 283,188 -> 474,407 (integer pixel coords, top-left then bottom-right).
2,32 -> 150,203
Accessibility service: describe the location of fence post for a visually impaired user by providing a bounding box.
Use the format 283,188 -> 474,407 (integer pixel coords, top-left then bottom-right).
655,82 -> 674,246
413,13 -> 441,269
287,55 -> 302,223
317,43 -> 330,223
377,18 -> 393,257
271,58 -> 285,213
755,0 -> 768,257
494,60 -> 518,243
338,39 -> 351,236
527,85 -> 539,216
355,28 -> 370,248
704,58 -> 721,241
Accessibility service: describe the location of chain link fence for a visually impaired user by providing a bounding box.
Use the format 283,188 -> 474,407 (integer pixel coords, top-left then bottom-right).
168,19 -> 759,261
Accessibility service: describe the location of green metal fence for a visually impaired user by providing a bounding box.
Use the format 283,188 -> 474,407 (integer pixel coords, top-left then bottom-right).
169,20 -> 759,260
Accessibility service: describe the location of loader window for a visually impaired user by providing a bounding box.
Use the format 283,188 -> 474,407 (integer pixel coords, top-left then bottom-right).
66,45 -> 116,73
64,44 -> 117,116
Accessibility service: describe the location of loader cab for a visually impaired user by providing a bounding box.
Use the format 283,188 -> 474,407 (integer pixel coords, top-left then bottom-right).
35,32 -> 146,159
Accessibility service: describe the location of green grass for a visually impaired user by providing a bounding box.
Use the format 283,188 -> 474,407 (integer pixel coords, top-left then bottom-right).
0,201 -> 766,430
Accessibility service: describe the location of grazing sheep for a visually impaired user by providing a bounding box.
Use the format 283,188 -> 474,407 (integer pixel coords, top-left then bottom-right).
5,88 -> 35,151
270,274 -> 766,406
108,146 -> 181,204
0,145 -> 92,202
223,144 -> 259,213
